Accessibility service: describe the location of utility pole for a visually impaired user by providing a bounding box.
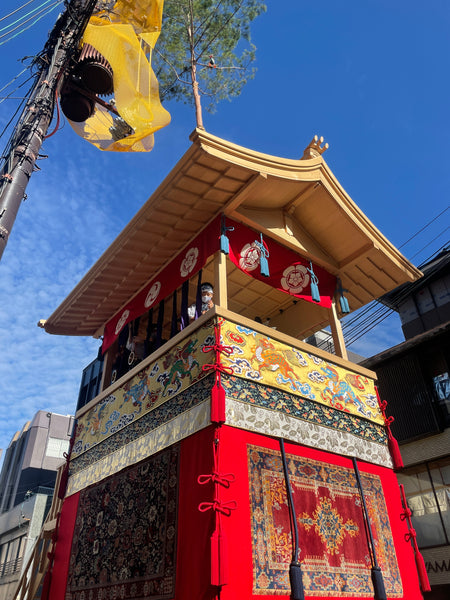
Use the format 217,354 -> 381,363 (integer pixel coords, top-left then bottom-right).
0,0 -> 98,261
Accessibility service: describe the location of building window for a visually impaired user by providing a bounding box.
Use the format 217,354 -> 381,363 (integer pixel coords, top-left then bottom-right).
398,457 -> 450,548
46,437 -> 70,459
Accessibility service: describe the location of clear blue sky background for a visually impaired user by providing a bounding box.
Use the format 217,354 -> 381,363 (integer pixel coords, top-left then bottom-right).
0,0 -> 449,462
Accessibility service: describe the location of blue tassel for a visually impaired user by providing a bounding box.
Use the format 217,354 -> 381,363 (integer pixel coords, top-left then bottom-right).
255,233 -> 270,277
340,295 -> 350,314
220,233 -> 229,254
220,216 -> 234,255
337,278 -> 350,313
308,262 -> 321,302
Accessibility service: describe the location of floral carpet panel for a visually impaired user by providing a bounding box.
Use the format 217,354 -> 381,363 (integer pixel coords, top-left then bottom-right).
248,445 -> 403,597
66,445 -> 179,600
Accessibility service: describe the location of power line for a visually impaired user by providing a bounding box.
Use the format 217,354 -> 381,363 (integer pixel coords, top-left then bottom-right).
0,0 -> 57,34
399,205 -> 449,249
0,0 -> 38,23
0,1 -> 62,47
342,243 -> 450,349
410,227 -> 449,261
0,72 -> 36,108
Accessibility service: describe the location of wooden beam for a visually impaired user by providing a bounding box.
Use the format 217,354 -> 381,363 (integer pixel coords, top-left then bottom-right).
284,182 -> 320,215
328,300 -> 348,360
223,172 -> 267,213
214,250 -> 228,309
233,206 -> 338,271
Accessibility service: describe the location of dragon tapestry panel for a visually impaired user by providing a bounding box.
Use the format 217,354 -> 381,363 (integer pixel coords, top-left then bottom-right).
72,322 -> 215,459
221,320 -> 383,425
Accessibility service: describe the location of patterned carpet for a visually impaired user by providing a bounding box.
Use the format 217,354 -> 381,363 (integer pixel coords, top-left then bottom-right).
248,445 -> 403,597
66,445 -> 179,600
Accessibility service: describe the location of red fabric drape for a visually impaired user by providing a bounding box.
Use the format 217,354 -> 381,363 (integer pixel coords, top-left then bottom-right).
102,216 -> 337,352
102,217 -> 220,350
226,219 -> 336,308
47,492 -> 80,599
176,427 -> 424,600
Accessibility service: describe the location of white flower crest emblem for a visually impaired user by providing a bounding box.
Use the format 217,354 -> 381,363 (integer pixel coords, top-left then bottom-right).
281,264 -> 310,294
180,247 -> 199,277
239,242 -> 261,272
115,309 -> 130,335
144,281 -> 161,308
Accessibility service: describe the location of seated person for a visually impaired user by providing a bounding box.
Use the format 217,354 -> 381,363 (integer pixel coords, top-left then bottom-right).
188,282 -> 214,321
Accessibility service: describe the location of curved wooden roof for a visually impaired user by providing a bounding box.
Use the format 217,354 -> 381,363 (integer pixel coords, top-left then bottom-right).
42,129 -> 421,338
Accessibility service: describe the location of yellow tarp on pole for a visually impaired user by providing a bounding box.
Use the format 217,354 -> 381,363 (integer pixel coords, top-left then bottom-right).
68,0 -> 170,152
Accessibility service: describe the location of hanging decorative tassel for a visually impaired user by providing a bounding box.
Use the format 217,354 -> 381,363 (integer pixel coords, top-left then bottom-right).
307,261 -> 321,302
254,233 -> 270,277
376,387 -> 403,469
336,278 -> 350,313
220,215 -> 234,255
399,484 -> 431,592
387,424 -> 404,469
202,321 -> 234,424
415,549 -> 431,592
211,372 -> 226,423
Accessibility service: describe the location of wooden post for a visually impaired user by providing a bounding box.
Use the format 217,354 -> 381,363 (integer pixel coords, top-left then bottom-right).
214,250 -> 228,310
328,300 -> 348,360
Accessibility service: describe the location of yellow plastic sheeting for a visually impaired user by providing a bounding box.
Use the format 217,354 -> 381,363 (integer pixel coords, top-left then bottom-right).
68,0 -> 170,152
93,0 -> 164,37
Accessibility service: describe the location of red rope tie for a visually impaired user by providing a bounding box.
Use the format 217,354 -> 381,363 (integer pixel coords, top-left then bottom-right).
202,342 -> 233,356
198,499 -> 238,517
405,529 -> 417,542
400,506 -> 412,520
202,362 -> 234,375
375,386 -> 403,468
198,472 -> 236,488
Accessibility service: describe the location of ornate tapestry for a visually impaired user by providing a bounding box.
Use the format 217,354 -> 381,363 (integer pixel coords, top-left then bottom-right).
72,323 -> 215,459
66,445 -> 179,600
223,376 -> 392,468
221,320 -> 383,425
248,445 -> 402,597
66,378 -> 212,496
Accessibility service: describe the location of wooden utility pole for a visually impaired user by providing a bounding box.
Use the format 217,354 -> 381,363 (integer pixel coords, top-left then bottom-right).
0,0 -> 98,261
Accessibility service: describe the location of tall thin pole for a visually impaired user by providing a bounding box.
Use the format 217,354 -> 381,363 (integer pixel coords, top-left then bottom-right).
0,0 -> 98,261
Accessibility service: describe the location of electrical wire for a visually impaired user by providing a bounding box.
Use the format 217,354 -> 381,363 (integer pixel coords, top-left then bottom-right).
0,0 -> 56,34
0,66 -> 29,94
312,231 -> 450,354
0,1 -> 62,47
0,0 -> 37,23
399,205 -> 449,249
409,227 -> 450,261
0,71 -> 36,106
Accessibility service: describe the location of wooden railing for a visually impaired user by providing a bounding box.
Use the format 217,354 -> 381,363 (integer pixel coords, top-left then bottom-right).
11,465 -> 64,600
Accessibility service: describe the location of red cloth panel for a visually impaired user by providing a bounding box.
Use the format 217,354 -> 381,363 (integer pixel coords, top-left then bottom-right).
48,492 -> 80,600
209,427 -> 423,600
226,217 -> 336,308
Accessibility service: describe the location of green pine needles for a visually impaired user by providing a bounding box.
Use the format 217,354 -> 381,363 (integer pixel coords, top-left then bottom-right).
154,0 -> 267,128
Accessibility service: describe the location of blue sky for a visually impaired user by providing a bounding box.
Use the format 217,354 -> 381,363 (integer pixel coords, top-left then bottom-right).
0,0 -> 449,459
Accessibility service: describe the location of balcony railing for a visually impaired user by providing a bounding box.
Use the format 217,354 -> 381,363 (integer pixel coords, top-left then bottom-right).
66,308 -> 390,496
0,556 -> 23,578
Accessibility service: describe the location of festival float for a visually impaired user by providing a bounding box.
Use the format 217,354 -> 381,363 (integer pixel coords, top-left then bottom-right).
13,126 -> 431,600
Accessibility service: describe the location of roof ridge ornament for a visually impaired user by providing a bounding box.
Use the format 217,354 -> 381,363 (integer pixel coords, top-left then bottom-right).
301,135 -> 329,159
